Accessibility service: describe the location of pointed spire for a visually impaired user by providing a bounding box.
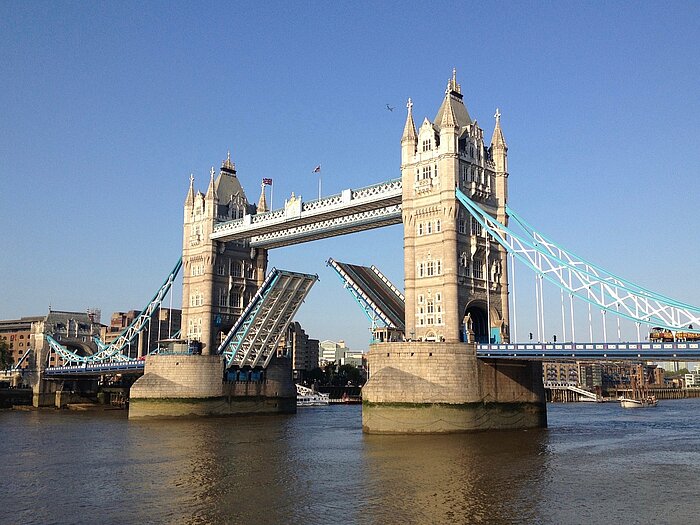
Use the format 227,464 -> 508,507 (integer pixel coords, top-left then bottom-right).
440,93 -> 458,129
447,67 -> 461,96
205,166 -> 216,200
434,69 -> 470,127
257,181 -> 268,213
221,150 -> 236,174
491,108 -> 507,148
401,98 -> 417,143
184,173 -> 195,206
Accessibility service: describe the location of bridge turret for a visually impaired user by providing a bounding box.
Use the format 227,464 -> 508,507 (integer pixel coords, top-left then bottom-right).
181,150 -> 269,357
204,166 -> 218,218
491,109 -> 508,182
400,69 -> 510,344
257,181 -> 268,213
401,98 -> 417,164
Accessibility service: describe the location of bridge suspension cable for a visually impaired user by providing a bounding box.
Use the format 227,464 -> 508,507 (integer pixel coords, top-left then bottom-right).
456,188 -> 700,334
46,258 -> 183,366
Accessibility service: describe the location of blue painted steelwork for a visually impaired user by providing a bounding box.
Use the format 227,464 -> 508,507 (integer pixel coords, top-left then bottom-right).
456,188 -> 700,333
477,341 -> 700,361
217,268 -> 318,368
217,268 -> 281,364
506,207 -> 696,310
43,361 -> 145,377
327,258 -> 405,331
45,258 -> 183,366
45,334 -> 131,367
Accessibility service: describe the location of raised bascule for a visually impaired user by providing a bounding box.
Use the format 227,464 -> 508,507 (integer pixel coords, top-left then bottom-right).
18,70 -> 700,429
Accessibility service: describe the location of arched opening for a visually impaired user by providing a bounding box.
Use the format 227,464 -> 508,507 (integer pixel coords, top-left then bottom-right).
464,304 -> 489,343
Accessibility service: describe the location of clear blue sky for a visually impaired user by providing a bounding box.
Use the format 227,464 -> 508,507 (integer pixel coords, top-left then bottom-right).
1,1 -> 698,350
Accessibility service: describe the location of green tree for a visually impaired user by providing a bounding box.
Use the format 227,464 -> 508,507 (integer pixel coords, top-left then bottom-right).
336,364 -> 362,386
664,367 -> 690,377
0,340 -> 13,369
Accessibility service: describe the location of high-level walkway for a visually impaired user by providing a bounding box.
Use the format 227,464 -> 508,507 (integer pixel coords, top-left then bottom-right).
211,178 -> 402,248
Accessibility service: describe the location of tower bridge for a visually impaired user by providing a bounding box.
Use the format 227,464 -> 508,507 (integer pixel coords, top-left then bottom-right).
211,178 -> 402,248
20,70 -> 700,430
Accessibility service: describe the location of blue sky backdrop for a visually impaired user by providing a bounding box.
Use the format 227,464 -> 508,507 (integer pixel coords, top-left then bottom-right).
1,1 -> 698,350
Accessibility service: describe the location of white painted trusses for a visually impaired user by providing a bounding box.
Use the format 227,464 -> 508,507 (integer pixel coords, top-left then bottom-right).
456,189 -> 700,333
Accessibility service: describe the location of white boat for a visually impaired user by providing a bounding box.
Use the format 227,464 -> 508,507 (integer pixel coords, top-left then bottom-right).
296,384 -> 330,407
619,395 -> 658,409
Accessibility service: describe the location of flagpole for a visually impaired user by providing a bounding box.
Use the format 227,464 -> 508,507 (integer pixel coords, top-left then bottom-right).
318,173 -> 321,200
270,183 -> 273,210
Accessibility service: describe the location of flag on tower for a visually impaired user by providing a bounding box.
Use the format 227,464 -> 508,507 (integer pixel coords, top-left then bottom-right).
262,178 -> 273,185
312,165 -> 321,173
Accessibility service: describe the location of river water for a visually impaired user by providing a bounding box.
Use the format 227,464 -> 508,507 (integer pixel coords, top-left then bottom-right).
2,399 -> 699,525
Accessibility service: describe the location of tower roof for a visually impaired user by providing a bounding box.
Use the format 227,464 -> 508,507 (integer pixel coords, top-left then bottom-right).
434,69 -> 471,129
221,150 -> 236,174
215,151 -> 248,205
491,108 -> 507,149
205,166 -> 217,201
257,181 -> 268,213
184,173 -> 195,206
401,98 -> 417,143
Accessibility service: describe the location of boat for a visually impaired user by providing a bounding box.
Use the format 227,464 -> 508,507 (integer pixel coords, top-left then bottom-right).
296,384 -> 330,407
619,376 -> 658,408
619,395 -> 657,408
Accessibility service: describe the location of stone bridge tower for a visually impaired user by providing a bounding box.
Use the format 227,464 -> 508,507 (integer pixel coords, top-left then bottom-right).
401,69 -> 510,344
362,71 -> 546,434
181,153 -> 268,355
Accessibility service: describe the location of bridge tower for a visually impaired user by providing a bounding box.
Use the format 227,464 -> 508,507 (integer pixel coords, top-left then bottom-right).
401,69 -> 509,344
181,153 -> 268,355
362,71 -> 545,433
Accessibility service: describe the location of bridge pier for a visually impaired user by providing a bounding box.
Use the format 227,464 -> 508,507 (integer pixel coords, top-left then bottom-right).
362,342 -> 546,434
128,354 -> 296,419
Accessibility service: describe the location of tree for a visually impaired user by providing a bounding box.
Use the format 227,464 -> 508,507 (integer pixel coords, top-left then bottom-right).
0,340 -> 13,369
336,364 -> 362,386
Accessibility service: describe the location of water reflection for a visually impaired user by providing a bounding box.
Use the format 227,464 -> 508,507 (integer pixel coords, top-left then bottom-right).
4,401 -> 700,525
361,430 -> 549,524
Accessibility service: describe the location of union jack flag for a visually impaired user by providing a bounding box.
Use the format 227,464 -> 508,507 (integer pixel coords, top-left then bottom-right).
312,165 -> 321,173
262,178 -> 273,185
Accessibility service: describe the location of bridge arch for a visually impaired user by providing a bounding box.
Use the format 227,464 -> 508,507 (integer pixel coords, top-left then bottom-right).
464,301 -> 503,344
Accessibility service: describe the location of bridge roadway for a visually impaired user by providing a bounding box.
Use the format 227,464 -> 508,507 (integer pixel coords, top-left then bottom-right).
210,178 -> 402,248
35,341 -> 700,378
477,341 -> 700,360
43,361 -> 145,378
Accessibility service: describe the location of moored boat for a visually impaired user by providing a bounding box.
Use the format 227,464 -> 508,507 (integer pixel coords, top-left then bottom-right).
619,395 -> 657,409
296,384 -> 330,407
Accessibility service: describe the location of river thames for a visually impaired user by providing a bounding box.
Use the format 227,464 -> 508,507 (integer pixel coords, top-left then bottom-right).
2,399 -> 699,524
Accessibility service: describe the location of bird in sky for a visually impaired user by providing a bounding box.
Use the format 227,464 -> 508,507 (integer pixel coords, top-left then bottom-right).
386,104 -> 394,112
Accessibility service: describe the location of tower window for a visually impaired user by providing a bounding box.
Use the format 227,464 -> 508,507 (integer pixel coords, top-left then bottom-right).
422,139 -> 431,152
230,292 -> 241,308
427,222 -> 432,234
436,219 -> 441,232
472,259 -> 483,279
471,217 -> 482,236
418,223 -> 423,236
458,217 -> 466,234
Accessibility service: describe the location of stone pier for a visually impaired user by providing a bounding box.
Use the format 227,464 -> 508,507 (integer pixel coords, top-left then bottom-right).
362,342 -> 546,434
128,354 -> 296,419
